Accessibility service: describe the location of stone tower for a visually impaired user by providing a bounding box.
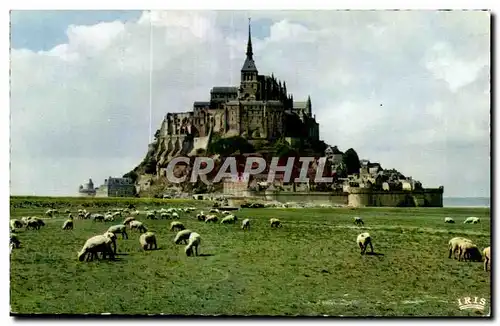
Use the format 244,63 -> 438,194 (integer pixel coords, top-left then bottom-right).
239,18 -> 259,100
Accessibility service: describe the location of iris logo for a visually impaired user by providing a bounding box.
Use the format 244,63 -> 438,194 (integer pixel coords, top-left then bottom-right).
457,296 -> 487,311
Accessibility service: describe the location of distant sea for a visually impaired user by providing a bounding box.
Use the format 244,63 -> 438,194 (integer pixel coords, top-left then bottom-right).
443,197 -> 490,208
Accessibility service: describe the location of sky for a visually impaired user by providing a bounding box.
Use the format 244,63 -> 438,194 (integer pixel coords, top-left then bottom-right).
9,10 -> 490,197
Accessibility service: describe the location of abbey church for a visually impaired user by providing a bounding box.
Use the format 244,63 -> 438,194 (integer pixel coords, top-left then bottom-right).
151,20 -> 320,172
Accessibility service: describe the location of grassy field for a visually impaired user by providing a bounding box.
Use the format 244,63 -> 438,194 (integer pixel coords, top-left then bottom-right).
9,197 -> 491,316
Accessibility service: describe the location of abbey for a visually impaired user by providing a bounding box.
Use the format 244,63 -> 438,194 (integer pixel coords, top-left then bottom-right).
152,20 -> 320,172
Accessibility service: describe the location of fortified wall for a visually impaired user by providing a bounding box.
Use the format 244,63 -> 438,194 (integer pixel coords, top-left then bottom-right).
246,187 -> 443,207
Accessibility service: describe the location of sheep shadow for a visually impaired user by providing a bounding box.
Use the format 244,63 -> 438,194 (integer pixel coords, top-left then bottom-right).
198,253 -> 215,257
364,252 -> 384,256
114,253 -> 129,256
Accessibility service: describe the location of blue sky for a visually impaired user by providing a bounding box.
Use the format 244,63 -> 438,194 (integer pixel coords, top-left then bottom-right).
9,10 -> 490,197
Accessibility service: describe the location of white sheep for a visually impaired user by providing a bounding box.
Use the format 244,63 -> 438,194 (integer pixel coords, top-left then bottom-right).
107,224 -> 129,239
160,212 -> 170,219
92,214 -> 105,222
356,232 -> 374,255
172,212 -> 179,219
174,229 -> 193,244
353,216 -> 364,226
10,219 -> 24,229
45,209 -> 56,218
123,216 -> 136,226
140,232 -> 157,250
170,221 -> 185,232
270,218 -> 282,228
444,217 -> 455,223
464,217 -> 480,224
448,237 -> 473,259
64,209 -> 71,214
103,231 -> 118,254
185,232 -> 201,256
222,211 -> 230,215
221,215 -> 238,224
146,212 -> 157,220
458,241 -> 482,262
62,218 -> 74,230
197,212 -> 206,221
104,214 -> 115,222
129,220 -> 147,233
241,218 -> 250,230
483,246 -> 491,272
205,215 -> 218,223
26,218 -> 45,230
10,233 -> 21,249
210,208 -> 220,214
78,235 -> 115,262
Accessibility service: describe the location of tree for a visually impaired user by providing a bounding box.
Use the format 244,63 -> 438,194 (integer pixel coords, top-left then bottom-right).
123,170 -> 139,183
342,148 -> 361,175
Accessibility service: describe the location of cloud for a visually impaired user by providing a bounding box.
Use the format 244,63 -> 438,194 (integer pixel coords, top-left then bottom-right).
10,10 -> 490,197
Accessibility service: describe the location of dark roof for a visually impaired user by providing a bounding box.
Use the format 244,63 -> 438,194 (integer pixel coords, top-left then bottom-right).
211,87 -> 238,94
241,57 -> 258,72
193,101 -> 210,106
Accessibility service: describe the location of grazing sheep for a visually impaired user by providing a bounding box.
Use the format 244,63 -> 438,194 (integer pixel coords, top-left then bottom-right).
103,231 -> 118,254
10,233 -> 21,249
197,212 -> 206,221
146,212 -> 157,220
92,214 -> 105,222
210,208 -> 220,214
444,217 -> 455,223
26,218 -> 44,230
64,209 -> 71,214
45,209 -> 56,218
62,218 -> 74,230
170,221 -> 185,232
104,214 -> 115,222
10,219 -> 24,229
222,211 -> 230,215
172,212 -> 179,219
205,215 -> 218,223
458,241 -> 483,262
221,215 -> 238,224
448,237 -> 473,259
174,229 -> 193,244
84,212 -> 91,219
241,218 -> 250,230
129,220 -> 147,233
353,216 -> 364,226
483,246 -> 491,272
356,232 -> 374,255
464,217 -> 480,224
270,218 -> 282,228
107,224 -> 129,239
185,232 -> 201,257
140,232 -> 157,250
160,212 -> 170,219
123,216 -> 136,226
78,235 -> 115,262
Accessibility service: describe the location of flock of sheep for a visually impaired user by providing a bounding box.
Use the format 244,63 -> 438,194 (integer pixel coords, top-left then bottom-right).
9,207 -> 491,273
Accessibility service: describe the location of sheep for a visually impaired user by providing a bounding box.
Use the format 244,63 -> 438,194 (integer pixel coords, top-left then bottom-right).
353,216 -> 364,226
10,219 -> 24,229
104,214 -> 115,222
45,209 -> 56,218
356,232 -> 374,255
146,212 -> 157,220
210,208 -> 220,214
172,212 -> 179,219
241,218 -> 250,230
205,215 -> 218,223
106,224 -> 128,239
185,232 -> 201,257
64,209 -> 71,214
78,235 -> 115,262
92,214 -> 105,222
222,211 -> 230,215
129,220 -> 147,233
448,237 -> 473,259
483,246 -> 491,272
160,212 -> 170,219
197,212 -> 206,221
458,241 -> 483,262
123,216 -> 136,226
270,218 -> 282,228
103,231 -> 118,254
174,229 -> 193,244
10,233 -> 21,249
464,217 -> 480,224
444,217 -> 455,223
62,218 -> 74,230
84,212 -> 91,219
140,232 -> 157,250
221,215 -> 238,224
170,221 -> 185,232
26,218 -> 44,230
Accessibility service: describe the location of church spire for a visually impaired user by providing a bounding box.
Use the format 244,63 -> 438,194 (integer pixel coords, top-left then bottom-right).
246,17 -> 253,59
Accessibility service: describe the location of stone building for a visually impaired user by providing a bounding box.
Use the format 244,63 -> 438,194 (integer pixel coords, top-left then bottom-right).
96,176 -> 136,197
152,19 -> 320,174
78,178 -> 96,197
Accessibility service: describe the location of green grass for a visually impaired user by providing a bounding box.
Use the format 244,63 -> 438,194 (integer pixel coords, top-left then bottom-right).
10,200 -> 491,316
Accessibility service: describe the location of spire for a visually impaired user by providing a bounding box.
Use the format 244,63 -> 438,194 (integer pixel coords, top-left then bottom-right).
246,17 -> 253,59
241,17 -> 258,73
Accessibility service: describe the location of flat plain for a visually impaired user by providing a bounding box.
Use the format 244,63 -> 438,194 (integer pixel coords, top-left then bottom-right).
9,197 -> 491,316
